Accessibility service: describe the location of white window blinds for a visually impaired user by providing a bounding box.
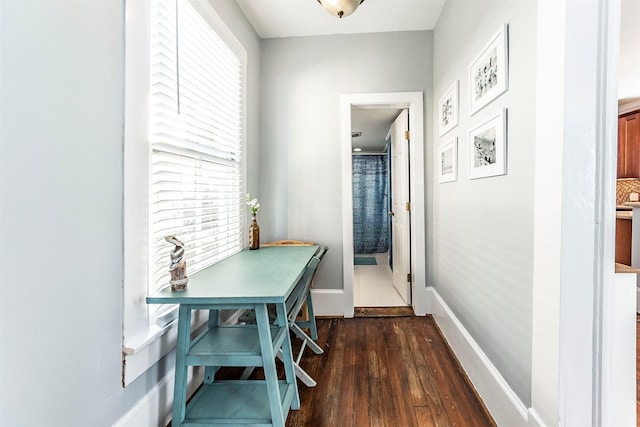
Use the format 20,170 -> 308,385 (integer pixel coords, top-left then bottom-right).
149,0 -> 244,295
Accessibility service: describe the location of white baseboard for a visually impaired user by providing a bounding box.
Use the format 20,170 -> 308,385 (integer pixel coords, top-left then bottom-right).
413,283 -> 429,316
311,289 -> 344,317
310,287 -> 430,317
426,287 -> 529,427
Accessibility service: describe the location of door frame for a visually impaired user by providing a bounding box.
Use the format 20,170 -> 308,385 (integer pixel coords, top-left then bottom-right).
340,92 -> 426,317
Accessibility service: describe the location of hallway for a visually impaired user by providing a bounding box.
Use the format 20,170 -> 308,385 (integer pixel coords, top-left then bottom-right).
354,253 -> 407,307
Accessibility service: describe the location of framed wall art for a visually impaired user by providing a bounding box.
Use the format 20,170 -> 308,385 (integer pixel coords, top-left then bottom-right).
438,81 -> 459,136
469,24 -> 509,115
468,109 -> 507,179
438,137 -> 457,183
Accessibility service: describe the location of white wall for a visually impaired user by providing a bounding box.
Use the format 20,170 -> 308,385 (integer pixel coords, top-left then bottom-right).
619,0 -> 640,100
432,0 -> 537,406
0,1 -> 260,425
531,0 -> 620,424
259,31 -> 433,290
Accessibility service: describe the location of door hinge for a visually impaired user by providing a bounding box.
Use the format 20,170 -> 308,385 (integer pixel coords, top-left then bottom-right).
405,201 -> 411,211
405,130 -> 410,140
406,273 -> 412,283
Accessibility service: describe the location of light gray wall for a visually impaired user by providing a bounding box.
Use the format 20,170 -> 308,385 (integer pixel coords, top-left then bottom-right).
0,1 -> 260,425
432,0 -> 537,406
259,31 -> 433,290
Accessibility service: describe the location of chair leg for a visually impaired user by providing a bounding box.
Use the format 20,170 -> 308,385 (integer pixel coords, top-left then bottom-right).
305,293 -> 318,340
276,349 -> 316,387
239,367 -> 255,380
290,323 -> 323,355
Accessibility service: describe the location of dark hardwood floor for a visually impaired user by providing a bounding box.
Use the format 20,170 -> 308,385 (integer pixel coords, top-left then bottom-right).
219,315 -> 495,426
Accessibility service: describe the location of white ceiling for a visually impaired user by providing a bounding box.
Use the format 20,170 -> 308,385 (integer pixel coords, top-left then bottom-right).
234,0 -> 638,148
235,0 -> 445,39
351,108 -> 401,152
234,0 -> 444,152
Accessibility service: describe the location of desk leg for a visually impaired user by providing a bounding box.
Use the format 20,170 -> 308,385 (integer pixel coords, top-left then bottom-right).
255,304 -> 285,426
275,302 -> 300,409
172,305 -> 191,427
204,309 -> 219,384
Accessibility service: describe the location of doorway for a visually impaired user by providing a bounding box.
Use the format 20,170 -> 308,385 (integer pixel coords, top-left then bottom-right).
340,92 -> 427,318
351,108 -> 409,307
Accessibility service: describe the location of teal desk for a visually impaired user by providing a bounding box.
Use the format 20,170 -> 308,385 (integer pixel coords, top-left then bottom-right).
147,245 -> 319,427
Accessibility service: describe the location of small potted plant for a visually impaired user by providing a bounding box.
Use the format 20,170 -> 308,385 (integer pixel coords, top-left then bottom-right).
246,193 -> 260,250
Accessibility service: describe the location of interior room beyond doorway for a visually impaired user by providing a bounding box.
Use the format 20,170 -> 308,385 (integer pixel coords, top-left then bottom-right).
351,106 -> 409,308
354,252 -> 406,306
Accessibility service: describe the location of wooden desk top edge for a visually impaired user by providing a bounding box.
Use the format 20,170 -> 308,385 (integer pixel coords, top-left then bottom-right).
146,245 -> 319,305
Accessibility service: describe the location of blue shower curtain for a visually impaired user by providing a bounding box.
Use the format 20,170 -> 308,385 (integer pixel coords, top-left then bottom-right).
352,155 -> 389,254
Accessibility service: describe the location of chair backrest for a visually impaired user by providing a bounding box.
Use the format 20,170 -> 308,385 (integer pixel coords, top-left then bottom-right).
285,246 -> 328,322
262,239 -> 314,247
314,245 -> 328,262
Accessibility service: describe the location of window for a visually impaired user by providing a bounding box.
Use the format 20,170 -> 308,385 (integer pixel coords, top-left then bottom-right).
122,0 -> 247,386
148,0 -> 244,296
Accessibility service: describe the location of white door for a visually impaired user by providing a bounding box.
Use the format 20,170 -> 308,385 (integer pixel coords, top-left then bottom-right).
390,109 -> 411,304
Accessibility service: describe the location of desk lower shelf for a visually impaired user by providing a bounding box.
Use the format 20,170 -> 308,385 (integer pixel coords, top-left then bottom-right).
182,380 -> 295,426
188,325 -> 286,367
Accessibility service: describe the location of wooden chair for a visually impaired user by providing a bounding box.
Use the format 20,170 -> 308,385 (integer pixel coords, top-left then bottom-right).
262,240 -> 316,324
285,245 -> 326,346
239,245 -> 328,387
276,245 -> 328,386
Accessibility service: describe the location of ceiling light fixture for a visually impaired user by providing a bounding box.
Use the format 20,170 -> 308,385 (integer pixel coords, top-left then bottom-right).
317,0 -> 365,19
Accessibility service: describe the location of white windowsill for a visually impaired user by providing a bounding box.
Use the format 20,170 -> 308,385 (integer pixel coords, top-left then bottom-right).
123,307 -> 180,356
